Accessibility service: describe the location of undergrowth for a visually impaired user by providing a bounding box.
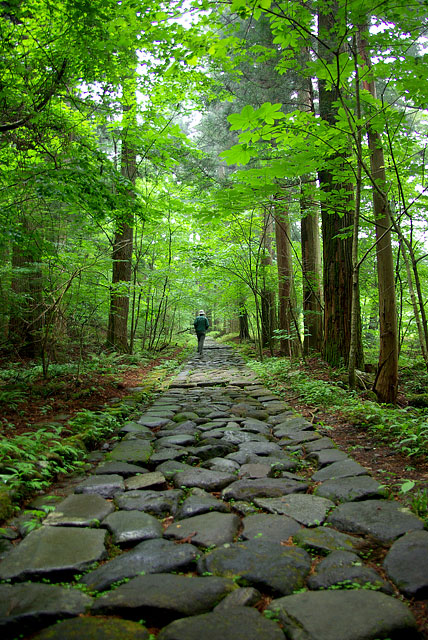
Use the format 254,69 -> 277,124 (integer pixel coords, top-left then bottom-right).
247,357 -> 428,459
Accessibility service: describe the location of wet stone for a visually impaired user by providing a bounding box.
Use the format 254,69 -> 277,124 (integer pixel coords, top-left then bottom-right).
0,582 -> 92,639
231,501 -> 259,516
174,411 -> 200,422
198,538 -> 311,596
176,488 -> 230,519
115,489 -> 183,517
241,419 -> 271,435
43,493 -> 114,527
119,422 -> 154,437
222,478 -> 308,502
202,457 -> 239,473
164,512 -> 241,548
254,494 -> 335,527
74,474 -> 125,498
273,417 -> 312,432
156,434 -> 196,447
95,461 -> 148,477
155,460 -> 195,478
80,538 -> 198,592
293,526 -> 364,555
101,510 -> 163,545
328,499 -> 425,543
158,606 -> 284,640
307,550 -> 392,593
124,471 -> 166,491
304,437 -> 336,452
172,468 -> 236,492
262,401 -> 291,414
149,448 -> 187,464
383,530 -> 428,598
92,573 -> 236,623
222,430 -> 266,445
312,459 -> 369,482
190,442 -> 236,460
266,590 -> 419,640
315,475 -> 386,503
0,526 -> 107,582
32,617 -> 150,640
279,431 -> 321,445
307,448 -> 349,467
241,513 -> 302,542
214,587 -> 261,611
239,462 -> 274,479
109,440 -> 152,465
138,416 -> 172,428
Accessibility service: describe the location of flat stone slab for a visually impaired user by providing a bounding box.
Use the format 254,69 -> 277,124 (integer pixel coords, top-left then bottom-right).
156,434 -> 196,447
92,573 -> 236,623
279,432 -> 321,445
307,448 -> 349,466
328,499 -> 425,543
32,617 -> 150,640
74,474 -> 125,498
307,550 -> 391,593
119,422 -> 154,436
384,530 -> 428,597
150,448 -> 187,464
124,471 -> 166,491
202,457 -> 240,473
312,459 -> 369,482
138,415 -> 172,427
254,494 -> 334,526
155,460 -> 195,478
172,468 -> 236,491
158,606 -> 284,640
315,475 -> 385,503
198,539 -> 311,595
164,512 -> 240,548
0,582 -> 92,639
293,526 -> 364,555
115,489 -> 183,516
266,590 -> 419,640
80,538 -> 198,592
43,493 -> 114,527
101,510 -> 163,544
0,526 -> 107,582
214,586 -> 261,611
238,441 -> 282,456
95,461 -> 148,477
222,478 -> 308,501
176,488 -> 230,519
239,463 -> 274,479
241,513 -> 302,542
109,440 -> 152,464
304,437 -> 336,452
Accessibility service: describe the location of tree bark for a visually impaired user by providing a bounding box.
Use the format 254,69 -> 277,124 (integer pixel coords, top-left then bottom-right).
260,210 -> 276,352
357,26 -> 398,403
274,204 -> 300,356
107,86 -> 136,352
318,3 -> 363,368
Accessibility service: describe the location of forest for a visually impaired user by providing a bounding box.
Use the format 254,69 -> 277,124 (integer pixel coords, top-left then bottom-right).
1,0 -> 428,519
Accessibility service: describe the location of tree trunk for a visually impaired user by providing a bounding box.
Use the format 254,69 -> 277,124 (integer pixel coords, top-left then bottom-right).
357,27 -> 398,403
107,86 -> 136,352
300,180 -> 323,355
260,210 -> 276,352
318,3 -> 363,368
274,205 -> 300,356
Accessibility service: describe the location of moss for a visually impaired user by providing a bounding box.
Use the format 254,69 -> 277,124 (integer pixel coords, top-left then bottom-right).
0,484 -> 14,521
407,393 -> 428,408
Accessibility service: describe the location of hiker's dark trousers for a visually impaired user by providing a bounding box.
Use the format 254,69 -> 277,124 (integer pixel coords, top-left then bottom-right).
197,332 -> 206,354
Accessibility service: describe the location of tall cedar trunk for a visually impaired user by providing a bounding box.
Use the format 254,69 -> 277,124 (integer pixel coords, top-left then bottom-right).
300,181 -> 323,355
274,206 -> 300,356
318,4 -> 363,367
358,27 -> 398,403
260,210 -> 276,351
238,299 -> 250,340
297,51 -> 323,355
9,218 -> 43,357
107,97 -> 136,352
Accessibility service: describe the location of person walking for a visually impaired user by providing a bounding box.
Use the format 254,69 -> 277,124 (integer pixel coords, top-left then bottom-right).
194,309 -> 209,355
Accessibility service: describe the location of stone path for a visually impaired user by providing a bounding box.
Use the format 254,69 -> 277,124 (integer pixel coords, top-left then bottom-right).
1,338 -> 427,639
